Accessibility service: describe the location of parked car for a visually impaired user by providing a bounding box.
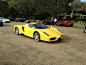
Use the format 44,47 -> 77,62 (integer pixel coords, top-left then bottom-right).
24,20 -> 36,23
24,19 -> 40,23
32,19 -> 40,22
0,20 -> 3,26
14,22 -> 63,42
15,18 -> 28,22
7,17 -> 15,21
0,17 -> 10,23
56,21 -> 74,26
42,20 -> 54,25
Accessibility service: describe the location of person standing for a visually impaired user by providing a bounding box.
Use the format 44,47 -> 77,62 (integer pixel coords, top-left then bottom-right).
51,17 -> 54,25
54,17 -> 57,25
78,18 -> 80,23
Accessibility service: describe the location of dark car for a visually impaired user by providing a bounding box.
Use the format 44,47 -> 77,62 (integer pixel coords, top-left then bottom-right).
0,20 -> 3,26
42,20 -> 54,25
15,18 -> 28,22
7,17 -> 15,21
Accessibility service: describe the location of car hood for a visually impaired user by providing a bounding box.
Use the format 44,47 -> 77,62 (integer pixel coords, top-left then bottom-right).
38,28 -> 62,37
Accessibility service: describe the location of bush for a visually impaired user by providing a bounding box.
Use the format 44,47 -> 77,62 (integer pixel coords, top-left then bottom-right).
82,18 -> 86,21
28,16 -> 35,19
47,16 -> 52,20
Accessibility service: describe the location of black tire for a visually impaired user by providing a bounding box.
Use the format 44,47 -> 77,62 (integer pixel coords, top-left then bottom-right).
1,23 -> 3,26
60,24 -> 63,26
83,30 -> 86,33
1,20 -> 3,22
15,27 -> 19,35
70,24 -> 73,27
34,32 -> 40,41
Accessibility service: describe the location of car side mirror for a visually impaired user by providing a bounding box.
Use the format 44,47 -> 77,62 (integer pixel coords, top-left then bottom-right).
32,27 -> 35,29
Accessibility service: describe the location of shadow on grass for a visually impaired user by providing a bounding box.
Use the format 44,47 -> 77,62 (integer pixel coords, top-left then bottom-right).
57,25 -> 73,27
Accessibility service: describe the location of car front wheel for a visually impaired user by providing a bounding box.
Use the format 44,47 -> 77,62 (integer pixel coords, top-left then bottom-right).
15,27 -> 19,35
34,32 -> 40,41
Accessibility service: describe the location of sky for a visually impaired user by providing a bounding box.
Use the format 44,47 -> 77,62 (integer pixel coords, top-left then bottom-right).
81,0 -> 86,2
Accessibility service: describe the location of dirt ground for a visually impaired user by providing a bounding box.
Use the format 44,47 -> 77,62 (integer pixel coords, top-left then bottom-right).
0,22 -> 86,65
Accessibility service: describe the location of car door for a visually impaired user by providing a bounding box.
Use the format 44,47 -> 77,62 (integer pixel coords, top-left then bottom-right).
24,24 -> 35,37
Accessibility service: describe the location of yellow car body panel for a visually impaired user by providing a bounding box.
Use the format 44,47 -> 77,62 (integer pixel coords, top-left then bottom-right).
14,22 -> 63,42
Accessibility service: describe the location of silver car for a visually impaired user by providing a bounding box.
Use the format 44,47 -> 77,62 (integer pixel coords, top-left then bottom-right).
0,17 -> 10,23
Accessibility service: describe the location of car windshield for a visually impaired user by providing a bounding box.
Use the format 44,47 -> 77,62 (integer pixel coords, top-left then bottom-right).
0,17 -> 5,19
34,23 -> 48,29
47,20 -> 51,22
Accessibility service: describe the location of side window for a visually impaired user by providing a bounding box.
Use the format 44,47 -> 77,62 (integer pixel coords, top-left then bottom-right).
29,24 -> 34,28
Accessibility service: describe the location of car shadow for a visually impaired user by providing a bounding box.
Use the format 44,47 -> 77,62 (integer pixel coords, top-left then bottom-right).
20,34 -> 71,44
57,25 -> 73,27
44,35 -> 71,44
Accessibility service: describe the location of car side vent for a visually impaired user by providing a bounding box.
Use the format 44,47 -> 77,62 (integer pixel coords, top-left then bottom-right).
22,27 -> 24,31
50,37 -> 56,40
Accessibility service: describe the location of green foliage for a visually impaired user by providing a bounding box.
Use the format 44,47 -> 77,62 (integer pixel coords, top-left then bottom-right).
0,1 -> 9,17
47,16 -> 52,20
82,18 -> 86,21
71,1 -> 86,11
28,16 -> 35,19
0,0 -> 74,19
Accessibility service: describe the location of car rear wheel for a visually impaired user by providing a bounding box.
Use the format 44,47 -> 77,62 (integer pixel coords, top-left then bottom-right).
15,27 -> 19,35
60,24 -> 63,26
70,24 -> 73,27
83,29 -> 86,33
34,32 -> 40,41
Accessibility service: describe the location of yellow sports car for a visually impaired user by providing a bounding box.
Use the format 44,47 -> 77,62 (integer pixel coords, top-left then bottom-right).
14,22 -> 63,42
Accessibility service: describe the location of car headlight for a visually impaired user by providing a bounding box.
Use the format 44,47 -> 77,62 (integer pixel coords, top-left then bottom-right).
43,32 -> 49,36
3,20 -> 5,22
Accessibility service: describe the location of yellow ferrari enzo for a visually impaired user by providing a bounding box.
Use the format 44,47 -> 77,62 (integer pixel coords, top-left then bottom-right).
14,22 -> 63,42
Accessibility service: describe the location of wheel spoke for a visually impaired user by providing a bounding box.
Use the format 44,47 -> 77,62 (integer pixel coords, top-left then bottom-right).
15,28 -> 19,34
34,32 -> 40,41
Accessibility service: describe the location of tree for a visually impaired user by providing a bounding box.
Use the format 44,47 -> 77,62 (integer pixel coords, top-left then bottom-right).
9,0 -> 30,18
0,0 -> 9,17
57,0 -> 74,14
0,0 -> 75,19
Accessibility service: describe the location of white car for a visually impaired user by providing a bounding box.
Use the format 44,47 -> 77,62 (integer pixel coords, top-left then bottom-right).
0,17 -> 10,23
